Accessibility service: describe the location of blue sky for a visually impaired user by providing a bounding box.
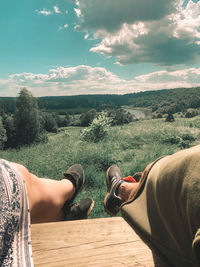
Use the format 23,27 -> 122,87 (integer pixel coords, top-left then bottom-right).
0,0 -> 200,96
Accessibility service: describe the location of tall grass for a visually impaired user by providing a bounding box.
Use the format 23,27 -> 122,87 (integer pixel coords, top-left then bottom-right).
1,117 -> 200,218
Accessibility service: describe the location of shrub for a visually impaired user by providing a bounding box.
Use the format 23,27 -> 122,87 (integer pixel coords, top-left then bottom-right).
162,133 -> 196,149
157,113 -> 163,119
56,114 -> 70,127
107,108 -> 133,126
163,134 -> 180,145
185,110 -> 198,118
165,112 -> 175,122
2,114 -> 15,148
35,131 -> 48,144
0,116 -> 7,150
80,109 -> 97,126
81,112 -> 112,143
41,112 -> 58,133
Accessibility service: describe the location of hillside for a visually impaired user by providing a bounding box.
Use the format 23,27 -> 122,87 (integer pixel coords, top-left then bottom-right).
0,87 -> 200,115
1,115 -> 200,218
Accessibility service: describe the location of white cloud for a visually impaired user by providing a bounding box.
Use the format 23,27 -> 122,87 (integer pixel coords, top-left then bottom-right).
1,66 -> 200,97
135,68 -> 200,83
36,9 -> 52,16
53,6 -> 62,14
74,8 -> 81,18
75,0 -> 200,66
59,24 -> 69,31
84,33 -> 89,40
36,5 -> 63,16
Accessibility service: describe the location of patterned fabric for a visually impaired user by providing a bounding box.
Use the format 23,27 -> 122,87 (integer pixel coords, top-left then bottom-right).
0,159 -> 34,267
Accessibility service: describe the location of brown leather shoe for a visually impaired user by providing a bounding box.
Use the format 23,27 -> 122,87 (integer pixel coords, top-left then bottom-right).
104,165 -> 123,216
64,198 -> 95,221
62,164 -> 85,205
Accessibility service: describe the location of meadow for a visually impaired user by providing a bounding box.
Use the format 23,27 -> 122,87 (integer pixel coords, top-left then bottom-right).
1,115 -> 200,218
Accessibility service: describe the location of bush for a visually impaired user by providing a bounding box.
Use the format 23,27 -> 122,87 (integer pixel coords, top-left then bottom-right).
81,112 -> 112,143
41,112 -> 58,133
35,131 -> 48,144
163,134 -> 180,145
0,116 -> 7,150
107,108 -> 133,126
2,114 -> 15,148
162,133 -> 196,148
157,113 -> 163,119
185,110 -> 198,118
80,109 -> 97,126
165,112 -> 175,122
56,114 -> 70,127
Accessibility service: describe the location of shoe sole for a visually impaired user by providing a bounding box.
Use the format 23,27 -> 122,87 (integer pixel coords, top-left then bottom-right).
86,199 -> 95,217
78,172 -> 86,195
105,165 -> 112,192
104,165 -> 120,216
104,166 -> 115,216
104,192 -> 116,217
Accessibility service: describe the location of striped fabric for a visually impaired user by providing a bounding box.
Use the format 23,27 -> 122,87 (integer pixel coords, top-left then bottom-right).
0,159 -> 34,267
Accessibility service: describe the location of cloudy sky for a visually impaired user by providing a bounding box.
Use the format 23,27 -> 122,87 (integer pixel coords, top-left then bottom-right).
0,0 -> 200,96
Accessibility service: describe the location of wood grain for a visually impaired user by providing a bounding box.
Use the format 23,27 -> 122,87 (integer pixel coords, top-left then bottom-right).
31,217 -> 170,267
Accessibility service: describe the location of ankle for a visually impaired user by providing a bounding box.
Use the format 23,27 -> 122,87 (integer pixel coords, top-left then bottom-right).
60,179 -> 75,201
118,182 -> 129,202
118,182 -> 139,202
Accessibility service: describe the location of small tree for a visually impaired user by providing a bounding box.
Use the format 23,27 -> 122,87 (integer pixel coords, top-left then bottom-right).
185,110 -> 198,118
108,108 -> 133,126
2,114 -> 15,148
157,113 -> 163,119
80,109 -> 97,126
81,112 -> 112,143
41,112 -> 58,133
56,113 -> 70,127
0,116 -> 7,150
165,112 -> 175,122
14,88 -> 41,147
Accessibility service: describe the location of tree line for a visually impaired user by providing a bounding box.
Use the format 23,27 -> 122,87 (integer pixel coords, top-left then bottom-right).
0,88 -> 70,149
1,87 -> 200,116
1,86 -> 199,149
37,87 -> 200,115
0,88 -> 134,150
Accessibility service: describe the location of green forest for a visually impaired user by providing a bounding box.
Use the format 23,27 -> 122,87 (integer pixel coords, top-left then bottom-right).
1,87 -> 200,150
1,87 -> 200,115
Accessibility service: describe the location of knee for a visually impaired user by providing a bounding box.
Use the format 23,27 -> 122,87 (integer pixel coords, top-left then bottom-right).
12,163 -> 30,178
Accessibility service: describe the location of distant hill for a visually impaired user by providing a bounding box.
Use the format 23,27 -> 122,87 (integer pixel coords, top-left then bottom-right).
0,87 -> 200,115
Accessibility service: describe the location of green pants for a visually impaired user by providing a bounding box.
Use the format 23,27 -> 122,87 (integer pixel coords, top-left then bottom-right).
122,145 -> 200,267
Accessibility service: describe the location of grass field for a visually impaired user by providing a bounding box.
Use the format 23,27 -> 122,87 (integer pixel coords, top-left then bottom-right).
1,116 -> 200,218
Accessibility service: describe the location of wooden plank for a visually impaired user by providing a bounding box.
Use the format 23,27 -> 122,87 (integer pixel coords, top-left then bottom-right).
31,217 -> 170,267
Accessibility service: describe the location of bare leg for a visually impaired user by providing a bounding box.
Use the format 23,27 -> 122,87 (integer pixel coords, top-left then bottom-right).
118,161 -> 154,203
118,182 -> 139,202
12,163 -> 75,224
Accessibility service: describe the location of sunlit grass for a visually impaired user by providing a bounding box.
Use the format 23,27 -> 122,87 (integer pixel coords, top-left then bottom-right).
1,117 -> 200,218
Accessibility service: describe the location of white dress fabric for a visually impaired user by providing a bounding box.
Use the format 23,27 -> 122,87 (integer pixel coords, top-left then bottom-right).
0,159 -> 34,267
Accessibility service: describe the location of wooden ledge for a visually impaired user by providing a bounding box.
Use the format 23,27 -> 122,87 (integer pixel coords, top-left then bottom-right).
31,217 -> 170,267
